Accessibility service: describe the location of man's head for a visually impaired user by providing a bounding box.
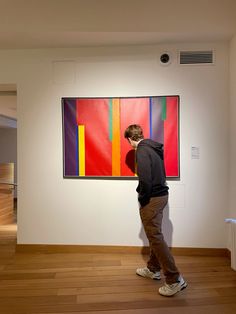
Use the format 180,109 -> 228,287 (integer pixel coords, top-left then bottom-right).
124,124 -> 144,148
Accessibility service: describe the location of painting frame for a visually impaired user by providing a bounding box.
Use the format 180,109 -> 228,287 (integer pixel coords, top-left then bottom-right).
62,95 -> 180,180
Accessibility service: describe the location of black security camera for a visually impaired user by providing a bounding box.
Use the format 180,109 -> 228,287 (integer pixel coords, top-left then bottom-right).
160,53 -> 170,64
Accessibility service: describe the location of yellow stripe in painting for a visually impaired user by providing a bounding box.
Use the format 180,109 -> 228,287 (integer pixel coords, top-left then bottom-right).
78,125 -> 85,176
112,99 -> 120,176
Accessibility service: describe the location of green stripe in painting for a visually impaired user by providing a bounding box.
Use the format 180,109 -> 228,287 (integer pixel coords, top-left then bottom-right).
109,98 -> 113,141
161,97 -> 167,120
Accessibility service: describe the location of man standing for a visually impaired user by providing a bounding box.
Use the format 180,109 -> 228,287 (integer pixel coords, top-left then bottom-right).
124,124 -> 187,297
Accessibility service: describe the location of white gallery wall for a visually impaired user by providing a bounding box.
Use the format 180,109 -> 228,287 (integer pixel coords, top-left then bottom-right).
229,35 -> 236,219
0,42 -> 230,248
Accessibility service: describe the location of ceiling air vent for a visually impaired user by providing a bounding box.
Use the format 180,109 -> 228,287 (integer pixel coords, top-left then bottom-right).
179,51 -> 213,65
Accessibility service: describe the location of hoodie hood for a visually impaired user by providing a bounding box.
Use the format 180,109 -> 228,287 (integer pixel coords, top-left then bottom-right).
138,139 -> 164,159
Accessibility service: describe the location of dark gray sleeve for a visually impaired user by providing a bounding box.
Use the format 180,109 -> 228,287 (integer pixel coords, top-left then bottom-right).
136,148 -> 152,207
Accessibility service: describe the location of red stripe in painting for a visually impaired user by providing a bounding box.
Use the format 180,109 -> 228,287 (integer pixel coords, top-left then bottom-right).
120,98 -> 150,176
164,96 -> 179,177
76,98 -> 112,176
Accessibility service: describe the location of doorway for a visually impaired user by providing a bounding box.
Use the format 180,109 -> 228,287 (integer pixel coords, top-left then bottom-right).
0,84 -> 17,236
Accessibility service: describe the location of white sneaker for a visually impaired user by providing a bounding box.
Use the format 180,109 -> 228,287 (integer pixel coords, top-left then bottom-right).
159,275 -> 187,296
136,267 -> 161,280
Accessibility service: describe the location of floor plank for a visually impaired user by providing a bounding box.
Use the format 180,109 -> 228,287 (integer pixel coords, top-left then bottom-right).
0,224 -> 236,314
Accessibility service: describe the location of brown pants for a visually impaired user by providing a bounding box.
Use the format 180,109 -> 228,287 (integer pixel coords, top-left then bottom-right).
139,195 -> 180,284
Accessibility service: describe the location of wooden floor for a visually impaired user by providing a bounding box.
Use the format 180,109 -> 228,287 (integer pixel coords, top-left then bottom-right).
1,225 -> 236,314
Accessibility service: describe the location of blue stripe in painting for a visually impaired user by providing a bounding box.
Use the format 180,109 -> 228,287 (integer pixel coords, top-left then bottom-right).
149,98 -> 152,138
109,98 -> 113,141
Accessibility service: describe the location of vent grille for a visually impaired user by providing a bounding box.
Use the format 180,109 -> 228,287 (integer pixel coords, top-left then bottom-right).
180,51 -> 213,64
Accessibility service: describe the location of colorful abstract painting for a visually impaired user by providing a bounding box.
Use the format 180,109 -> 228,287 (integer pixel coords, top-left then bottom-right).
62,96 -> 179,179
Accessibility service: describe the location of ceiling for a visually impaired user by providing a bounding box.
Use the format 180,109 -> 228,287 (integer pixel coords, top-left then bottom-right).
0,0 -> 235,49
0,0 -> 236,124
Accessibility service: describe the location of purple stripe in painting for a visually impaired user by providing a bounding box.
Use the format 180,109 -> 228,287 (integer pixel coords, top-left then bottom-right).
151,97 -> 164,144
63,99 -> 78,176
